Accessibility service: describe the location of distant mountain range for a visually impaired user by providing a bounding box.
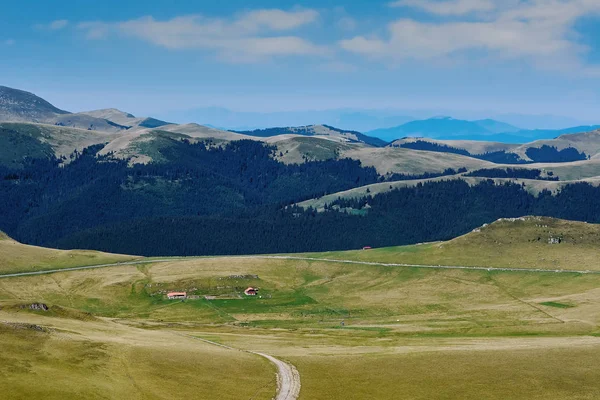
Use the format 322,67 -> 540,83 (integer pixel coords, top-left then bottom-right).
2,85 -> 600,169
234,125 -> 387,147
3,85 -> 600,257
156,106 -> 416,132
0,86 -> 171,133
367,116 -> 600,143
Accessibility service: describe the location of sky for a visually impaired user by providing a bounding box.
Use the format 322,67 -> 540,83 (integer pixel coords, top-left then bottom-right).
2,0 -> 600,127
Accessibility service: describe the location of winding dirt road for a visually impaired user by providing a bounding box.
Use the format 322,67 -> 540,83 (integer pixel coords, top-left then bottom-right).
187,336 -> 301,400
251,352 -> 301,400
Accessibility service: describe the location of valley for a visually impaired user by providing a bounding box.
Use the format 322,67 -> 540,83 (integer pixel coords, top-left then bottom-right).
6,2 -> 600,397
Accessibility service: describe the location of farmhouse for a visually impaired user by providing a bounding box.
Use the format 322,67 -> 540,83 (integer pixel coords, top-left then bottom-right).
167,292 -> 187,300
244,287 -> 258,296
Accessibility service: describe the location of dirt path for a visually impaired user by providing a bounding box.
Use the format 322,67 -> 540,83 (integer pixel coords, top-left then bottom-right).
1,255 -> 599,280
187,336 -> 301,400
251,352 -> 301,400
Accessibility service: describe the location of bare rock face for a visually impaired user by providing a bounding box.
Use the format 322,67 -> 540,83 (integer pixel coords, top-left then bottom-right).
20,303 -> 49,311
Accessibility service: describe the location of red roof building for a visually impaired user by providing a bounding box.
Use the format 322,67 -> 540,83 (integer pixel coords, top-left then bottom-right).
167,292 -> 187,299
244,287 -> 258,296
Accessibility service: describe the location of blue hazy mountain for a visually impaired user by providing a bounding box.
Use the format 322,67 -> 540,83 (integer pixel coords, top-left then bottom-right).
366,117 -> 514,142
367,117 -> 600,143
473,119 -> 520,133
157,107 -> 414,132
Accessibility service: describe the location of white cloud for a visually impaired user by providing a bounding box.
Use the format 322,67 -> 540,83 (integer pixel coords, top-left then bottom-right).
336,16 -> 357,31
233,9 -> 319,31
319,61 -> 359,73
78,9 -> 326,61
50,20 -> 69,30
35,19 -> 69,31
390,0 -> 497,15
342,0 -> 600,72
77,21 -> 113,39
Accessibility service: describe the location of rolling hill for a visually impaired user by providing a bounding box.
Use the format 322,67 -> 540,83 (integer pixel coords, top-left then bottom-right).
0,122 -> 118,167
389,137 -> 518,157
0,86 -> 382,166
235,124 -> 387,147
310,216 -> 600,271
78,108 -> 171,129
0,86 -> 129,133
0,231 -> 136,275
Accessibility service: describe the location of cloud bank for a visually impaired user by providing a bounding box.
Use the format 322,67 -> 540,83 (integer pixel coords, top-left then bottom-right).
78,9 -> 326,62
342,0 -> 600,72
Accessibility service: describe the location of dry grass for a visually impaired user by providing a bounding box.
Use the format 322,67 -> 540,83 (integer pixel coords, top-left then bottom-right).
0,236 -> 137,275
291,344 -> 600,400
308,216 -> 600,271
343,147 -> 493,175
0,312 -> 275,400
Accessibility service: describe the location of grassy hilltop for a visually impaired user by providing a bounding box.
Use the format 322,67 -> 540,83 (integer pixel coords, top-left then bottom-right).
2,217 -> 600,399
0,231 -> 137,275
307,216 -> 600,271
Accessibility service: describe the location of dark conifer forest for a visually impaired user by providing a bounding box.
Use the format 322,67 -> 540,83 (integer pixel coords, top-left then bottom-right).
2,140 -> 600,256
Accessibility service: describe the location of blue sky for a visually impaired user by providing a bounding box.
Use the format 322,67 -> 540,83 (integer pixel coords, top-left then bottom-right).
2,0 -> 600,125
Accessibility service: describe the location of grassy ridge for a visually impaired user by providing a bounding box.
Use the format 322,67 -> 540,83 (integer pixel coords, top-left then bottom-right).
304,216 -> 600,271
0,234 -> 137,275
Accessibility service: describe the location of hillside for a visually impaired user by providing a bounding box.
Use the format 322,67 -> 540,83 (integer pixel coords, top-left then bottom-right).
512,129 -> 600,161
309,216 -> 600,271
297,174 -> 600,211
0,86 -> 129,133
0,86 -> 68,122
388,130 -> 600,165
98,123 -> 381,165
389,137 -> 518,156
343,146 -> 494,175
79,108 -> 171,129
0,232 -> 137,274
0,122 -> 118,167
235,124 -> 387,147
